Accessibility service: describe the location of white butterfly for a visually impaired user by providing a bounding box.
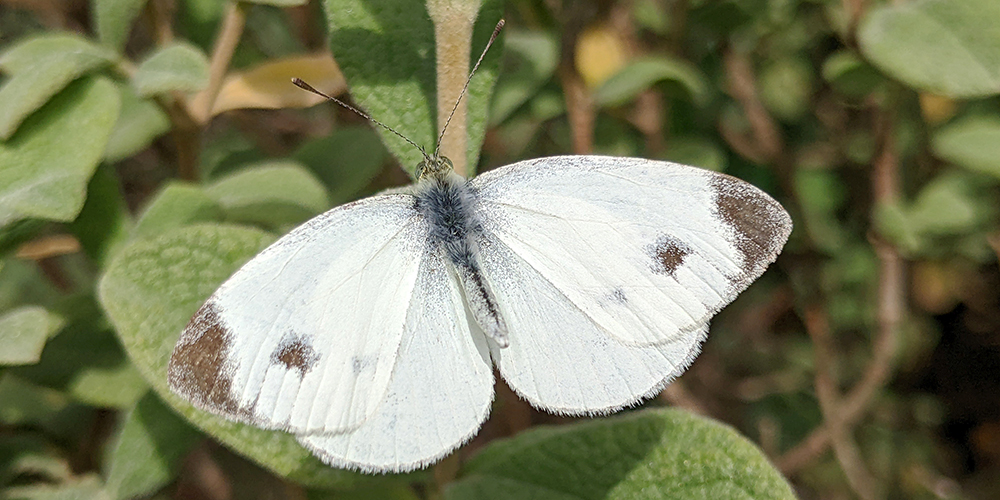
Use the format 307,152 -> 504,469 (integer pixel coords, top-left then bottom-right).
167,151 -> 792,473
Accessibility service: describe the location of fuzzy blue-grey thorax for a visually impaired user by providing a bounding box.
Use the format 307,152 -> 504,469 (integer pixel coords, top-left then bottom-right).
414,170 -> 481,270
412,155 -> 508,346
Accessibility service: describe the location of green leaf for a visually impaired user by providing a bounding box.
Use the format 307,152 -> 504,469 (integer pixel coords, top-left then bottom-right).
0,34 -> 116,139
98,224 -> 361,488
0,434 -> 74,485
245,0 -> 308,6
594,56 -> 710,107
821,50 -> 884,98
68,163 -> 132,265
2,474 -> 108,500
104,83 -> 171,162
0,260 -> 60,312
858,0 -> 1000,98
758,56 -> 814,121
133,42 -> 210,97
11,297 -> 148,410
446,408 -> 796,500
132,182 -> 223,241
661,136 -> 726,172
907,171 -> 994,236
94,0 -> 149,51
0,373 -> 91,440
931,116 -> 1000,179
205,161 -> 330,230
291,127 -> 387,204
105,392 -> 202,500
490,30 -> 558,126
0,77 -> 121,228
0,306 -> 64,366
323,0 -> 502,175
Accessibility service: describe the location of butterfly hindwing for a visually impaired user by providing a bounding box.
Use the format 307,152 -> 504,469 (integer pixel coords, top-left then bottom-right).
471,155 -> 792,347
477,230 -> 709,414
299,247 -> 494,473
168,195 -> 428,435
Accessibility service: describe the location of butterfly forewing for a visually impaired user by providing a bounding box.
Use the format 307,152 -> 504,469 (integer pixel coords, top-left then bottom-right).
471,155 -> 792,347
168,195 -> 428,435
299,247 -> 494,473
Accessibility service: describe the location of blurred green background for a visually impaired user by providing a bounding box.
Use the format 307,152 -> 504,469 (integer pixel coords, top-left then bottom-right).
1,0 -> 999,499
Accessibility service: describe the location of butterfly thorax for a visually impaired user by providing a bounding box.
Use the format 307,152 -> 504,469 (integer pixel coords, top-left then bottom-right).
413,164 -> 509,347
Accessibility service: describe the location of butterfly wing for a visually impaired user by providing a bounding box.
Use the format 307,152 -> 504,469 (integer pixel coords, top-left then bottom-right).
168,195 -> 429,435
477,231 -> 708,414
299,247 -> 494,473
470,155 -> 792,347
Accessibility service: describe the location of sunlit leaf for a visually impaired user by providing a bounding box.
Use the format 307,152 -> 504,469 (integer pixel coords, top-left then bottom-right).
932,116 -> 1000,179
133,42 -> 210,97
204,161 -> 329,230
0,34 -> 116,139
0,306 -> 64,366
94,0 -> 148,51
98,224 -> 362,487
594,56 -> 709,107
0,77 -> 121,228
446,408 -> 796,500
323,0 -> 502,175
859,0 -> 1000,97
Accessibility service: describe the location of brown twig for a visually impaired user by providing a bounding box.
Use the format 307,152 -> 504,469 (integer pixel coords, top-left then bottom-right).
807,306 -> 881,500
778,102 -> 903,477
196,1 -> 249,124
145,0 -> 175,46
722,49 -> 784,164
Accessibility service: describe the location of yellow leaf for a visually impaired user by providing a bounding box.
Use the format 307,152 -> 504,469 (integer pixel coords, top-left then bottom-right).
919,93 -> 957,126
203,53 -> 347,116
575,25 -> 630,89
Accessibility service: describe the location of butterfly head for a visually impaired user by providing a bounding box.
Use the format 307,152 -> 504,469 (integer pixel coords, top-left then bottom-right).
416,154 -> 455,181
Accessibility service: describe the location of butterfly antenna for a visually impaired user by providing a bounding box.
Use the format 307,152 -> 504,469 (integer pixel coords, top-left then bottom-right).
291,78 -> 432,162
432,19 -> 505,159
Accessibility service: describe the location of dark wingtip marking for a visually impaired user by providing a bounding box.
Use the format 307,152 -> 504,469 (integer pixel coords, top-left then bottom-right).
271,335 -> 320,375
649,235 -> 694,277
168,301 -> 241,414
710,176 -> 792,276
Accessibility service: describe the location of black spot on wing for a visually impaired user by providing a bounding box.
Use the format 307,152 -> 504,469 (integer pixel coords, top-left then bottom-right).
270,333 -> 320,375
648,235 -> 693,278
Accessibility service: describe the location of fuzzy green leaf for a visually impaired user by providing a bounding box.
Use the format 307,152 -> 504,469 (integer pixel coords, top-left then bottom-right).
1,474 -> 108,500
446,408 -> 797,500
104,83 -> 171,162
105,392 -> 202,500
205,161 -> 330,230
94,0 -> 149,51
859,0 -> 1000,97
131,182 -> 223,242
0,77 -> 121,228
594,56 -> 709,107
932,116 -> 1000,179
0,34 -> 116,139
68,164 -> 132,265
292,127 -> 388,204
490,30 -> 558,126
133,42 -> 210,97
323,0 -> 502,175
0,306 -> 64,366
98,224 -> 362,488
